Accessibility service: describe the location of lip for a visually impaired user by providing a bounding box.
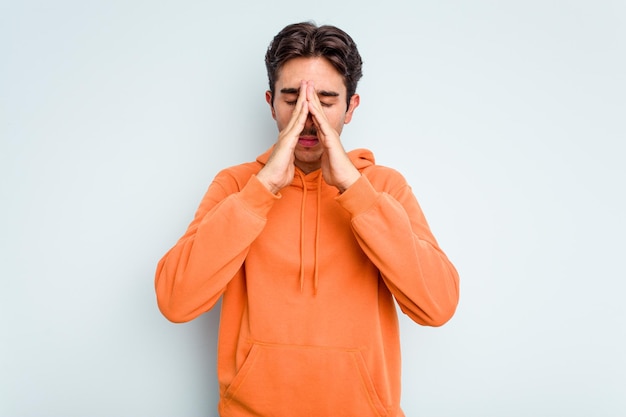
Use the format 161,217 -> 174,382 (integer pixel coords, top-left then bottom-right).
298,136 -> 319,147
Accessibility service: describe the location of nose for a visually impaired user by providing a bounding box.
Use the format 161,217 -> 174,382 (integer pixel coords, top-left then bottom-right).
300,113 -> 317,136
304,112 -> 314,127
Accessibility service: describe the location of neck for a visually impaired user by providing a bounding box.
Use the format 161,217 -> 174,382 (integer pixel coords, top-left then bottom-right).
294,160 -> 320,174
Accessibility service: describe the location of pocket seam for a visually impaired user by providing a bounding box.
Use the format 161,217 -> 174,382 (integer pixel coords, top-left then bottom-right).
222,343 -> 261,406
351,350 -> 389,417
222,342 -> 390,417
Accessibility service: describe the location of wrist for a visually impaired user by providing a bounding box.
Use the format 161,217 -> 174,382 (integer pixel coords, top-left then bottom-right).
337,171 -> 361,193
256,170 -> 281,194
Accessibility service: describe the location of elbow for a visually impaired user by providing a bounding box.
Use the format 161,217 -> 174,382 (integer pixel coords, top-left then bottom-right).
426,265 -> 460,327
423,301 -> 458,327
155,267 -> 198,323
155,284 -> 220,324
405,282 -> 460,327
157,298 -> 194,324
159,310 -> 192,324
156,289 -> 201,323
401,300 -> 458,327
428,281 -> 460,326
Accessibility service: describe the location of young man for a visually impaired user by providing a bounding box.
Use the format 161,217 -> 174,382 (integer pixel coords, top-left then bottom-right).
156,22 -> 459,417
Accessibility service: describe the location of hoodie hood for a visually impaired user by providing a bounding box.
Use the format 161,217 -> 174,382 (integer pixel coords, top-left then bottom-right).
255,146 -> 375,293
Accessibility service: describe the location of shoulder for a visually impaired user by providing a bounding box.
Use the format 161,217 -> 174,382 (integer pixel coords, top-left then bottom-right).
212,160 -> 263,193
362,163 -> 409,194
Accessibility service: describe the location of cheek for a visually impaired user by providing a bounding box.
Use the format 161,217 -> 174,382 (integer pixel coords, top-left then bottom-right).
325,109 -> 345,127
279,112 -> 293,128
273,107 -> 290,128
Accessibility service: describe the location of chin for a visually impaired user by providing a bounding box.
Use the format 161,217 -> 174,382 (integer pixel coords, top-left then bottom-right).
294,151 -> 322,170
295,149 -> 322,160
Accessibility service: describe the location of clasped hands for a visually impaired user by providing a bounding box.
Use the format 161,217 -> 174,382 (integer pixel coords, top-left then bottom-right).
257,80 -> 360,194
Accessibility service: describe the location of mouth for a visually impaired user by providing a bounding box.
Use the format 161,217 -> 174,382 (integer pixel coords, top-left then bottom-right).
298,136 -> 319,147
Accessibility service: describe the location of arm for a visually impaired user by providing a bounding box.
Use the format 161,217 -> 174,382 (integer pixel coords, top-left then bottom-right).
156,82 -> 313,322
155,173 -> 278,323
336,172 -> 460,326
306,81 -> 459,325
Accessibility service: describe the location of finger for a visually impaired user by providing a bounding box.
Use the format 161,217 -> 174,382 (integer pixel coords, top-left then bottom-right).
285,101 -> 308,140
306,82 -> 324,118
306,82 -> 335,142
283,81 -> 309,135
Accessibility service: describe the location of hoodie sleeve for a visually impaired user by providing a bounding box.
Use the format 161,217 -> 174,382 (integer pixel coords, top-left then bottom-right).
335,169 -> 459,326
155,172 -> 278,323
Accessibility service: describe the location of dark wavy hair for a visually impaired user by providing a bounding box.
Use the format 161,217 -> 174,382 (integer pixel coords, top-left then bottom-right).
265,22 -> 363,108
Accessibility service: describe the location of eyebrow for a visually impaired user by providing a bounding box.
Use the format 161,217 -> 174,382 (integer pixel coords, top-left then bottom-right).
280,87 -> 340,97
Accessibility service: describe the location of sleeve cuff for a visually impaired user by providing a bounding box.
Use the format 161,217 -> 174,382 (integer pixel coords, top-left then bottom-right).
236,175 -> 280,218
335,174 -> 380,217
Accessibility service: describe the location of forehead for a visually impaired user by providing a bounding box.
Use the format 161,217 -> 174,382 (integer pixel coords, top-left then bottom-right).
276,57 -> 346,95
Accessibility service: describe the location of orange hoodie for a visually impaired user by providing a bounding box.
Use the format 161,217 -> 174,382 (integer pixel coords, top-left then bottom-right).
155,147 -> 459,417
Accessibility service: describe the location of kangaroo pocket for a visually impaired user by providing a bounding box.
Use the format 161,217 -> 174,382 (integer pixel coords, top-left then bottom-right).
221,343 -> 389,417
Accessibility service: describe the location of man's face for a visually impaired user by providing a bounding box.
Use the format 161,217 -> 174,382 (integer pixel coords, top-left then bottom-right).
266,57 -> 359,173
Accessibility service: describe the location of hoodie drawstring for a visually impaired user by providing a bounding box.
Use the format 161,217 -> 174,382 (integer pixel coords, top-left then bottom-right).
314,173 -> 322,294
296,170 -> 322,294
297,171 -> 307,293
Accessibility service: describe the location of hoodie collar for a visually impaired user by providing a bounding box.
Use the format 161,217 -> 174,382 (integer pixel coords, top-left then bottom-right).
256,146 -> 376,172
255,146 -> 376,294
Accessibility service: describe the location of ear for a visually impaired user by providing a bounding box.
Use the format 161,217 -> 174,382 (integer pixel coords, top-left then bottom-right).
265,90 -> 276,120
343,94 -> 360,124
